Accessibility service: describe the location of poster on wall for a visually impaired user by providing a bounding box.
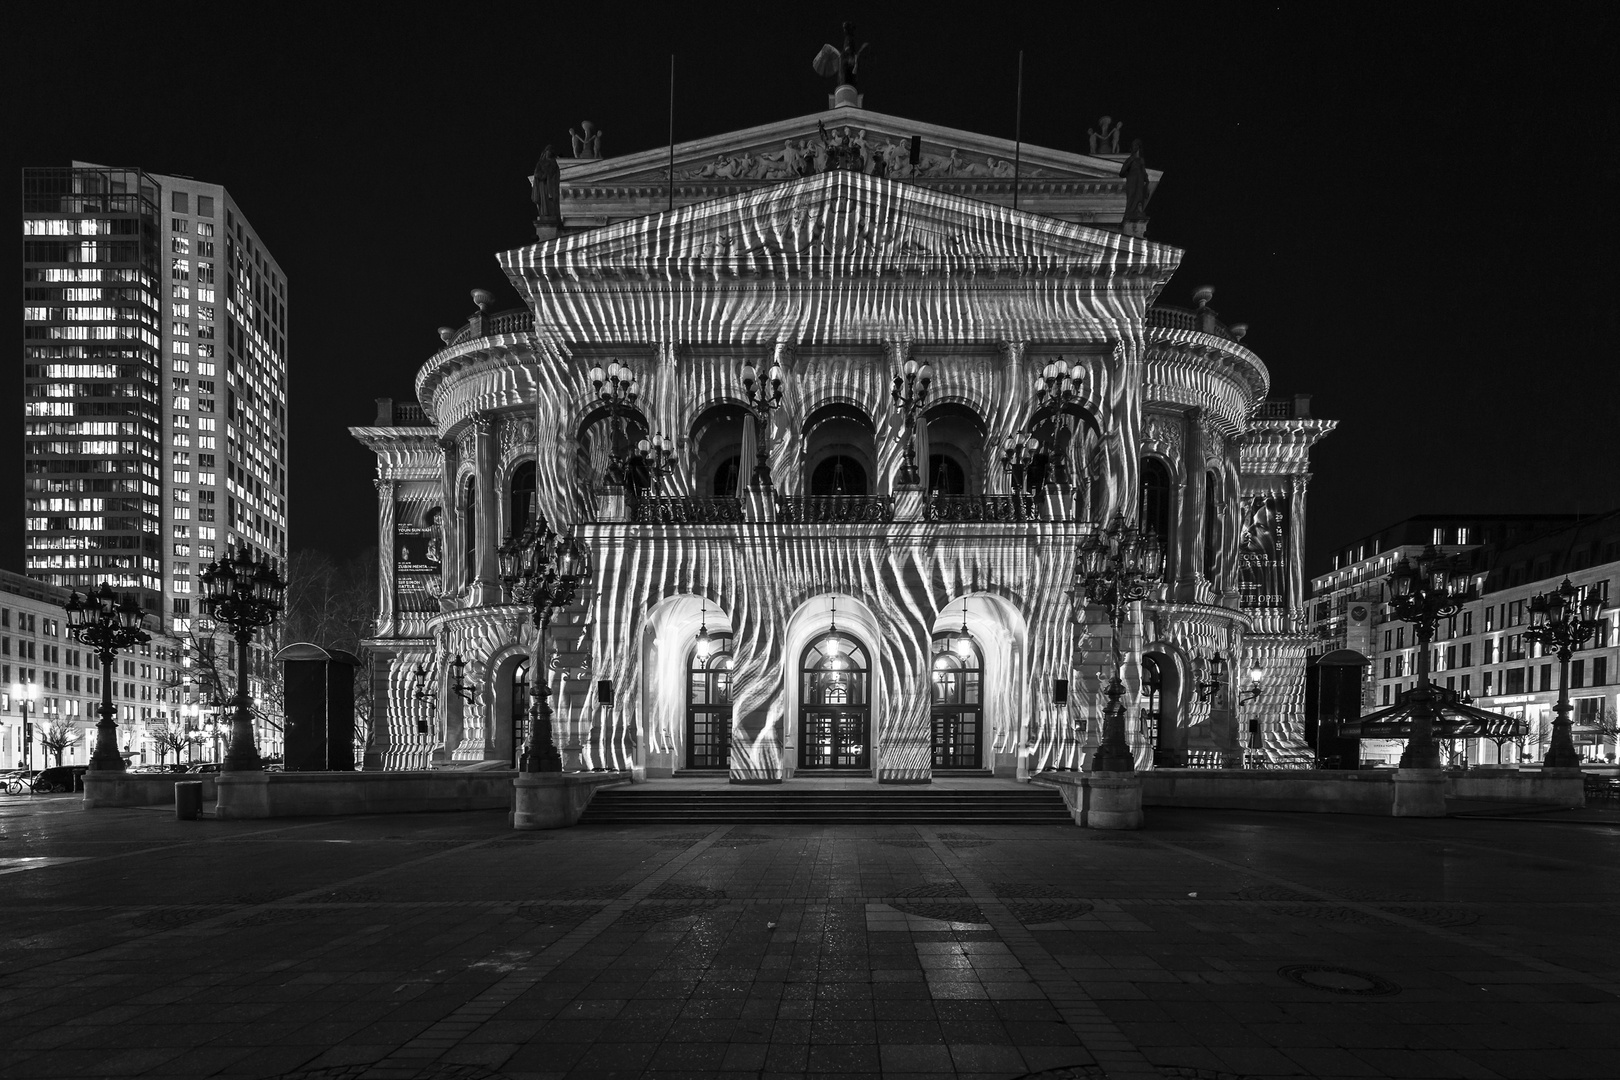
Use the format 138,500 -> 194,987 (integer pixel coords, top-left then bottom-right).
1238,494 -> 1289,609
395,501 -> 443,609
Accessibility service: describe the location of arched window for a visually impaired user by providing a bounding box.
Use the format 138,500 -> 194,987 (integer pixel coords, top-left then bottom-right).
511,657 -> 530,769
927,455 -> 966,495
1141,654 -> 1163,760
713,455 -> 741,498
1141,457 -> 1172,553
509,461 -> 536,535
687,635 -> 734,769
931,633 -> 982,768
1203,471 -> 1219,586
810,455 -> 868,496
461,475 -> 477,582
799,630 -> 870,768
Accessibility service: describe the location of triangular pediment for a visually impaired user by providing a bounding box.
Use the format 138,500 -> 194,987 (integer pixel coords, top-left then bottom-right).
502,169 -> 1179,283
549,106 -> 1160,227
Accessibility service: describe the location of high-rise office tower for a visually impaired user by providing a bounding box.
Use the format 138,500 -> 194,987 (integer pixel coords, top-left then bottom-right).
21,164 -> 288,637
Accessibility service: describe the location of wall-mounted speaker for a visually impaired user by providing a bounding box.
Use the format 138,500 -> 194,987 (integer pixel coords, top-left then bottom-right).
1052,679 -> 1069,706
597,679 -> 614,705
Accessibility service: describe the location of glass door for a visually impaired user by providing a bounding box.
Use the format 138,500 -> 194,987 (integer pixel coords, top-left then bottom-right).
800,631 -> 870,769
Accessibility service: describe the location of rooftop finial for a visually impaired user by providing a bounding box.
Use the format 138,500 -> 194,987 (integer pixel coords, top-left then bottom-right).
813,21 -> 868,109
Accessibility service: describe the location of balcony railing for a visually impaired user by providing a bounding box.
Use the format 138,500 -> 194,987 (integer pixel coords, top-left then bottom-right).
630,495 -> 743,525
1147,304 -> 1239,343
924,494 -> 1037,523
449,309 -> 533,347
776,494 -> 894,524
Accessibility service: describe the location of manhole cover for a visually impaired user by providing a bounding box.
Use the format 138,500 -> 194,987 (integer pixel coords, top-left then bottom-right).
1238,885 -> 1319,902
1275,905 -> 1384,924
1379,904 -> 1480,928
129,906 -> 231,930
298,888 -> 380,904
648,882 -> 726,900
616,902 -> 724,927
1005,900 -> 1094,924
892,882 -> 969,898
1278,963 -> 1400,996
888,900 -> 988,924
515,904 -> 601,927
991,882 -> 1081,899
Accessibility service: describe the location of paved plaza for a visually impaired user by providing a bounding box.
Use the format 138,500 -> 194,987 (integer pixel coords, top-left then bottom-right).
1,793 -> 1618,1080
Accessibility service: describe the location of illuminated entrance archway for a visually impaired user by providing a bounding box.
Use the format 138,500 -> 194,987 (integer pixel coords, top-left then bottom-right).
686,635 -> 733,769
799,631 -> 870,769
931,633 -> 982,768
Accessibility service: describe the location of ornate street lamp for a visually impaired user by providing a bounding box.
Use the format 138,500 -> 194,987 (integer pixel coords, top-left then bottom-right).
197,547 -> 287,772
1072,513 -> 1165,773
890,358 -> 933,486
1193,651 -> 1229,703
1000,431 -> 1040,493
1239,659 -> 1266,705
1384,544 -> 1470,769
1033,355 -> 1084,413
739,359 -> 785,490
1526,576 -> 1606,768
64,582 -> 152,773
446,655 -> 477,705
499,516 -> 590,772
588,360 -> 639,482
633,431 -> 676,491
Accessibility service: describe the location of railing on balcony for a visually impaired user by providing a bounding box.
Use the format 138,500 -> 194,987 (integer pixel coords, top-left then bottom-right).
393,402 -> 428,425
776,494 -> 894,524
449,309 -> 533,347
924,494 -> 1038,523
1147,304 -> 1238,343
630,495 -> 743,525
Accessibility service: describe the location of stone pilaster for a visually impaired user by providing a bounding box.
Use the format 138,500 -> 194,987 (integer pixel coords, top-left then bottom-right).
1286,473 -> 1310,631
437,436 -> 461,598
1178,409 -> 1206,601
988,341 -> 1027,494
470,417 -> 501,606
375,479 -> 397,638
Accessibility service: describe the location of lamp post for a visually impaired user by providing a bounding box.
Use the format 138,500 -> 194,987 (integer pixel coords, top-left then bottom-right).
11,680 -> 39,776
197,547 -> 287,772
1072,513 -> 1165,773
739,359 -> 785,490
1193,651 -> 1229,703
64,582 -> 151,773
1033,357 -> 1085,479
890,358 -> 933,486
1385,544 -> 1469,769
1000,431 -> 1040,493
498,517 -> 590,772
632,431 -> 676,492
1526,576 -> 1605,768
588,360 -> 640,482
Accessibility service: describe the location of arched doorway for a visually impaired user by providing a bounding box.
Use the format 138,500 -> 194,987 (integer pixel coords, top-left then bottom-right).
799,631 -> 870,769
931,633 -> 982,768
810,455 -> 868,495
686,635 -> 733,770
1141,653 -> 1165,766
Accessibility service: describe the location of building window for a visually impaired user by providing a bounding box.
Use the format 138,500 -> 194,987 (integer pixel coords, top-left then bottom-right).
197,195 -> 214,217
508,461 -> 536,534
172,191 -> 189,213
686,636 -> 734,770
1382,657 -> 1391,679
1539,665 -> 1552,692
1462,610 -> 1473,635
1595,657 -> 1608,686
1381,685 -> 1390,705
1432,527 -> 1444,545
1140,458 -> 1172,551
1570,660 -> 1584,689
1202,472 -> 1219,585
1503,668 -> 1523,694
1461,642 -> 1472,667
461,476 -> 477,583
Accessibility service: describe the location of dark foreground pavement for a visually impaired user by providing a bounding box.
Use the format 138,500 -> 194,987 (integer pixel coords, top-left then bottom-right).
2,793 -> 1618,1080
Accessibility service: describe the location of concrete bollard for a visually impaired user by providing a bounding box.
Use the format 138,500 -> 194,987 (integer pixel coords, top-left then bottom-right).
175,781 -> 204,821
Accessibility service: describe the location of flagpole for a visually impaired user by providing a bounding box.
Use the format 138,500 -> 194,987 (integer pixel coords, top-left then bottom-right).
1013,50 -> 1024,210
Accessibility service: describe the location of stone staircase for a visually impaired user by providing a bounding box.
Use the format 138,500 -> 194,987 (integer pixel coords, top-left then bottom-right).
577,784 -> 1073,825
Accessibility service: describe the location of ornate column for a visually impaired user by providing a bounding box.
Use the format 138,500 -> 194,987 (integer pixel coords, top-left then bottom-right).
375,478 -> 397,638
875,338 -> 912,497
987,341 -> 1028,494
1178,409 -> 1206,602
1286,473 -> 1310,631
437,436 -> 461,598
766,342 -> 803,496
471,416 -> 501,605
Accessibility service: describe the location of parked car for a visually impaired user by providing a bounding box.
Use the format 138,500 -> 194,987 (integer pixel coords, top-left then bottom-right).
191,762 -> 222,774
33,765 -> 89,793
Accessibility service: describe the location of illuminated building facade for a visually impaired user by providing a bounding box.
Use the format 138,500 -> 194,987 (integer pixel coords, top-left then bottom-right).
22,164 -> 289,744
354,104 -> 1335,779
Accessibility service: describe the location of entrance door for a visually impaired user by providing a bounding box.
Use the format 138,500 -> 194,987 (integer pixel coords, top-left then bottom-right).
686,637 -> 733,769
510,658 -> 530,769
800,631 -> 870,769
930,634 -> 982,768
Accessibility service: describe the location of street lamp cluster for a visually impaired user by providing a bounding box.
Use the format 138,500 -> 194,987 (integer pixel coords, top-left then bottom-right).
590,360 -> 639,483
498,516 -> 591,772
64,582 -> 151,773
1526,576 -> 1606,768
1072,513 -> 1165,773
890,358 -> 933,486
198,547 -> 288,772
1384,544 -> 1471,769
739,360 -> 785,491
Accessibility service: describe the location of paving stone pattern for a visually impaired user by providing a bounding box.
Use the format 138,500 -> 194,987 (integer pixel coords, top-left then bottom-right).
0,795 -> 1618,1079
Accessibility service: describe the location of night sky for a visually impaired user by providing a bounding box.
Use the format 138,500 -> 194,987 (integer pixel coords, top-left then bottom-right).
8,3 -> 1617,579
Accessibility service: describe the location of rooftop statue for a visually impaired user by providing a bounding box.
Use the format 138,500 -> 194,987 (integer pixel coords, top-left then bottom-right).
1089,116 -> 1122,155
813,21 -> 869,87
1120,139 -> 1149,226
569,121 -> 603,159
532,145 -> 561,225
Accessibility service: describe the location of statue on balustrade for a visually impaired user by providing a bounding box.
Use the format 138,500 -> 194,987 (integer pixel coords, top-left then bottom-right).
569,121 -> 603,159
1088,116 -> 1122,155
1120,139 -> 1150,224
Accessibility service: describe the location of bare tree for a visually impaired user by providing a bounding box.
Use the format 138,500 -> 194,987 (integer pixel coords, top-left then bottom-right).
147,718 -> 190,768
282,548 -> 379,759
39,718 -> 82,767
